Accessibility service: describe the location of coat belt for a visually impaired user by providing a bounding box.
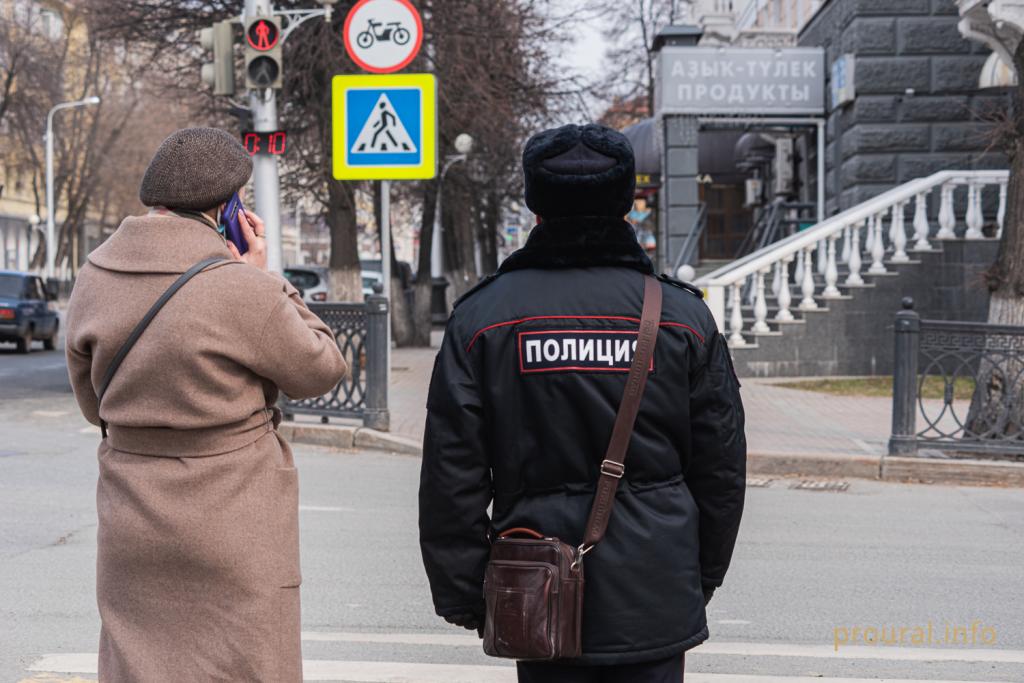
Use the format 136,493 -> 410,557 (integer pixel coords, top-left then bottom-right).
105,409 -> 277,457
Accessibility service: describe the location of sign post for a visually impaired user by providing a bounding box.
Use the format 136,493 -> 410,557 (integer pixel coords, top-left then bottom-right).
244,0 -> 283,273
339,0 -> 428,400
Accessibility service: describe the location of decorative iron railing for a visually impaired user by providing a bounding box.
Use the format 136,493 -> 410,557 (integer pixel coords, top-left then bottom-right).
889,298 -> 1024,458
280,294 -> 390,431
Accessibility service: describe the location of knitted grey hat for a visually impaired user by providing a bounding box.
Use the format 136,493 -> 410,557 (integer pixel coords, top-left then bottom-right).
139,127 -> 252,210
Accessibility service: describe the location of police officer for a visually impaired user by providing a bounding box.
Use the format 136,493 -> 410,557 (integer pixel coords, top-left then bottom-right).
419,123 -> 746,683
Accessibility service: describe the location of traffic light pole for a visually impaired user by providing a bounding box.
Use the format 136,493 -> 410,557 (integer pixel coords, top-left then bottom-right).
244,0 -> 283,273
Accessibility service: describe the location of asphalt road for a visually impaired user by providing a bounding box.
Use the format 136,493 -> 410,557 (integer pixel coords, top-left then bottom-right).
2,340 -> 1023,682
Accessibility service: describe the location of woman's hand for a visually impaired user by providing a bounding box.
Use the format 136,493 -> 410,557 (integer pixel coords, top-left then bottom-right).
227,209 -> 268,271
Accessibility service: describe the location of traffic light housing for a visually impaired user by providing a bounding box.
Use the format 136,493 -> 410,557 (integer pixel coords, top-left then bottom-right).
200,20 -> 235,96
244,16 -> 283,90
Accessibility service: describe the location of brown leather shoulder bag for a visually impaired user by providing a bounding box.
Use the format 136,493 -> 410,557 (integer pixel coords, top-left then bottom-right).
482,274 -> 663,661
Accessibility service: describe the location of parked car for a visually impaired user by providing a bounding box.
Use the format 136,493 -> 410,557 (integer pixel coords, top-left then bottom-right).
284,266 -> 330,303
361,270 -> 383,297
0,271 -> 59,353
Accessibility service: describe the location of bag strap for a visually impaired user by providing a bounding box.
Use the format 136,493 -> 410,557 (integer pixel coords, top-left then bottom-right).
580,274 -> 662,553
97,257 -> 228,439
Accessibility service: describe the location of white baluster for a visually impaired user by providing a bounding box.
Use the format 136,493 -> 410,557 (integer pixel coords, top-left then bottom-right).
869,212 -> 887,274
816,238 -> 827,274
864,213 -> 876,253
799,245 -> 818,310
965,181 -> 983,239
912,191 -> 931,250
846,220 -> 865,285
822,235 -> 841,298
997,178 -> 1008,239
794,248 -> 805,287
728,283 -> 746,347
752,268 -> 770,333
936,182 -> 956,239
775,255 -> 794,322
887,203 -> 898,247
771,261 -> 781,299
841,225 -> 851,264
891,201 -> 909,262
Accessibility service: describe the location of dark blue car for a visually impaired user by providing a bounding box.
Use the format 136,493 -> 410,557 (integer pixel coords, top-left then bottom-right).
0,271 -> 59,353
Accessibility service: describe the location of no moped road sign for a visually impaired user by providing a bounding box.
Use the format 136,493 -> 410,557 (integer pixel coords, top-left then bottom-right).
343,0 -> 423,74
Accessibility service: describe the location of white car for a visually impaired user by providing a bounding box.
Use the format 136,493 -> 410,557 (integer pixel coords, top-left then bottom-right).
361,270 -> 383,298
284,266 -> 329,303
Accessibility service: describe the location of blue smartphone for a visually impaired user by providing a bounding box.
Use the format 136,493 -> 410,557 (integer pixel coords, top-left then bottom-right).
221,192 -> 248,255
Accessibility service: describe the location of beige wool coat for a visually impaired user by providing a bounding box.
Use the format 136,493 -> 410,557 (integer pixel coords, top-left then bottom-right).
65,213 -> 347,682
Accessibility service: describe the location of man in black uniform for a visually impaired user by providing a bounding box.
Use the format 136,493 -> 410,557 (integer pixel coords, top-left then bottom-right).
419,123 -> 746,682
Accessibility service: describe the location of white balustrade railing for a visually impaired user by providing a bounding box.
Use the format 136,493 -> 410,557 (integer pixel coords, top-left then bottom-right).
696,169 -> 1009,345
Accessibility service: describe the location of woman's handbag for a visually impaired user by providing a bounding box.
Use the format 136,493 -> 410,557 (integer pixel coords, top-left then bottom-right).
95,257 -> 230,438
482,274 -> 663,661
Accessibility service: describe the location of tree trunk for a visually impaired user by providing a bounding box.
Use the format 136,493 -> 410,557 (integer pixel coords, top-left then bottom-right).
479,188 -> 501,274
409,179 -> 439,346
443,176 -> 479,306
326,179 -> 362,302
966,39 -> 1024,439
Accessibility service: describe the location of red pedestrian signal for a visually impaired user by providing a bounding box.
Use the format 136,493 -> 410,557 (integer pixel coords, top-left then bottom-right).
247,19 -> 279,51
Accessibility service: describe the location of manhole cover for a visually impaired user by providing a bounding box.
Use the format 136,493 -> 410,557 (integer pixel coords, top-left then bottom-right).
790,479 -> 850,492
747,477 -> 774,488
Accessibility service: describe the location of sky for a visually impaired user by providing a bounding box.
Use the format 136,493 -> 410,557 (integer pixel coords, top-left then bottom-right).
566,21 -> 608,81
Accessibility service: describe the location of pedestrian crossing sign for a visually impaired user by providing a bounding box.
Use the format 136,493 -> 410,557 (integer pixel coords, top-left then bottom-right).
332,73 -> 437,180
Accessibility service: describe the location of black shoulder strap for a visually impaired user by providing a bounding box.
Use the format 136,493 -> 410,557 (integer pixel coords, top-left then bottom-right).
97,257 -> 229,438
580,275 -> 662,551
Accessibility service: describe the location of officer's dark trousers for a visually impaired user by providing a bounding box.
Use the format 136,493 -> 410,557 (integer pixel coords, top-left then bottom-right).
516,654 -> 684,683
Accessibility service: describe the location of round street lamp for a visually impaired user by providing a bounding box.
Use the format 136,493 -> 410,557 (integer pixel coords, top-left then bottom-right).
45,96 -> 101,281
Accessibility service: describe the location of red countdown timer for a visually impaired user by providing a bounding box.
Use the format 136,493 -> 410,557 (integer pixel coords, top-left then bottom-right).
246,19 -> 279,51
242,131 -> 287,156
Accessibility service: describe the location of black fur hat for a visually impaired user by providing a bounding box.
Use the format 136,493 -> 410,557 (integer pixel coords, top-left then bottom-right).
523,124 -> 636,218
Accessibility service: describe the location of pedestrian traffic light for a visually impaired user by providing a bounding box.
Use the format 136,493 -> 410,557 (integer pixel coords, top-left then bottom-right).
244,16 -> 283,90
200,20 -> 235,97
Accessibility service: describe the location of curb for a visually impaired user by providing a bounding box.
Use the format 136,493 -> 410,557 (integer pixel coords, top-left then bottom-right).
279,423 -> 421,456
280,425 -> 1024,487
749,450 -> 1024,487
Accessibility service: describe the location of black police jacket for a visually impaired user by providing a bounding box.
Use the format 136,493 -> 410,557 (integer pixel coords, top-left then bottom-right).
419,216 -> 746,665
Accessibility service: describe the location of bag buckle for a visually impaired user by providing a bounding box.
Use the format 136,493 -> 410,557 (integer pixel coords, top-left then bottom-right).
600,459 -> 625,479
571,543 -> 594,571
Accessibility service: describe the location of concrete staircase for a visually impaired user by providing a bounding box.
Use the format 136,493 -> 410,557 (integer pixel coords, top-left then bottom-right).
728,240 -> 996,377
695,170 -> 1007,378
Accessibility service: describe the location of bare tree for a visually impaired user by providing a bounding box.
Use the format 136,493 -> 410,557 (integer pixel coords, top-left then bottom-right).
965,40 -> 1024,438
1,2 -> 170,276
592,0 -> 686,115
386,0 -> 586,346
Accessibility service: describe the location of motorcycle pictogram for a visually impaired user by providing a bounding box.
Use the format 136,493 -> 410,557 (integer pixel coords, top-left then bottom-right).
356,19 -> 411,49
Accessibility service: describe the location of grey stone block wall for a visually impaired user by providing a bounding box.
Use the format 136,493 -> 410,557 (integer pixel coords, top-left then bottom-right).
799,0 -> 1007,218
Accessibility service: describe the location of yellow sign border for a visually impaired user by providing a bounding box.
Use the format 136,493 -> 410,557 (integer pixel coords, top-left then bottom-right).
332,73 -> 437,180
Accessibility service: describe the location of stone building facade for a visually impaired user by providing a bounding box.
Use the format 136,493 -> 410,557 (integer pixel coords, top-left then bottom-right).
798,0 -> 1008,215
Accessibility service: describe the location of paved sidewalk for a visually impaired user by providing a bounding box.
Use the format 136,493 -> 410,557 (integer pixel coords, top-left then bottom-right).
389,345 -> 892,457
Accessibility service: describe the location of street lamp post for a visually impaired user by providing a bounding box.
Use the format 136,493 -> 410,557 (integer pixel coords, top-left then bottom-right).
430,133 -> 474,279
45,96 -> 100,282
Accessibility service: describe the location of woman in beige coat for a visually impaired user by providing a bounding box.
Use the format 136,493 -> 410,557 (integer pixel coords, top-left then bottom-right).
65,128 -> 347,682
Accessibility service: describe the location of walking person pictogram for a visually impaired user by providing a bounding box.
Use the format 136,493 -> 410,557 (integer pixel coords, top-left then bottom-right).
352,94 -> 416,154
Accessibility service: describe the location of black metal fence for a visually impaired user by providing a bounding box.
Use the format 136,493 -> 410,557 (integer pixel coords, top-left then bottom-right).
889,298 -> 1024,457
280,294 -> 390,431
